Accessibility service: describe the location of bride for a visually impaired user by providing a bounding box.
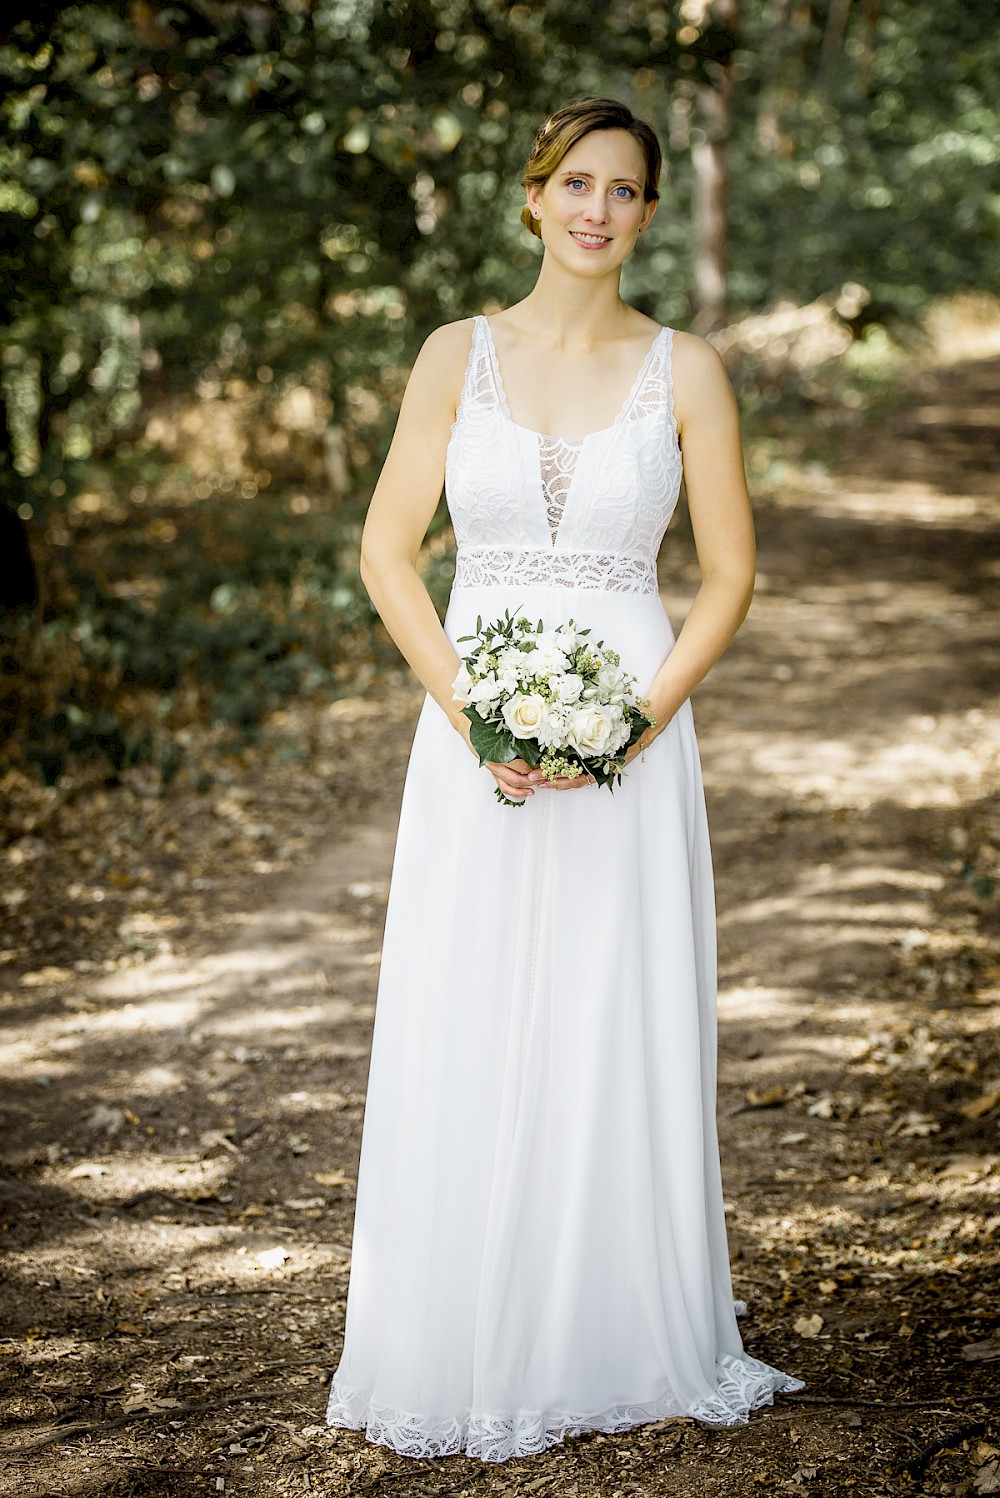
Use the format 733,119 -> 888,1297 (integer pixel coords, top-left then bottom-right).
325,94 -> 805,1461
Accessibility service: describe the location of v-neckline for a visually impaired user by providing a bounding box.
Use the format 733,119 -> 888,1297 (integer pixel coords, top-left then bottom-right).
480,314 -> 667,444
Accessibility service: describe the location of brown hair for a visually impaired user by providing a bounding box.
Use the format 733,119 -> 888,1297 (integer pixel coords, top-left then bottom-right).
519,95 -> 662,239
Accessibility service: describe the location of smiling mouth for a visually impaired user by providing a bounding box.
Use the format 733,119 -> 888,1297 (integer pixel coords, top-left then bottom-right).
570,232 -> 612,247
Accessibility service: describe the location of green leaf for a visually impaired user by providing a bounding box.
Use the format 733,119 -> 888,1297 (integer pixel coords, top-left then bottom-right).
468,714 -> 516,766
510,735 -> 541,768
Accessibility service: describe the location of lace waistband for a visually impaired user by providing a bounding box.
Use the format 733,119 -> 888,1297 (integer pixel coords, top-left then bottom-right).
453,546 -> 658,594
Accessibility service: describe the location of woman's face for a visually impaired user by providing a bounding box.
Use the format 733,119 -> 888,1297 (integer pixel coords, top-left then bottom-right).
526,128 -> 656,273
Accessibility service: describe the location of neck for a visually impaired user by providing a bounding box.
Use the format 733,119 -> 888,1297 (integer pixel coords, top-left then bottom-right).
512,254 -> 633,349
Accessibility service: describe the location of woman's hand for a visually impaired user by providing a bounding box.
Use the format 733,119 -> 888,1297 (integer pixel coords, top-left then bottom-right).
452,715 -> 593,796
454,713 -> 667,795
619,718 -> 664,770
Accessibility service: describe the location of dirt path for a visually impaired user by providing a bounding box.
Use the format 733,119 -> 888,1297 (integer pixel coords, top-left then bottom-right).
1,350 -> 998,1497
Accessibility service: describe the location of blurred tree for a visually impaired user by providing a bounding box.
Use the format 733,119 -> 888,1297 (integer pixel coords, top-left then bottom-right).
685,0 -> 742,333
1,0 -> 997,777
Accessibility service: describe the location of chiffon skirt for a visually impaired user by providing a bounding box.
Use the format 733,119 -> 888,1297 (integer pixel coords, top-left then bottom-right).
325,582 -> 805,1461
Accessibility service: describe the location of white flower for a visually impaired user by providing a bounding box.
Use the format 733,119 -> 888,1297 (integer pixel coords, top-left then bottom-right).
555,673 -> 584,705
527,646 -> 571,680
605,708 -> 630,752
451,662 -> 474,702
501,692 -> 549,740
495,647 -> 527,694
567,703 -> 617,757
596,662 -> 628,703
474,650 -> 493,675
469,673 -> 503,708
536,705 -> 571,748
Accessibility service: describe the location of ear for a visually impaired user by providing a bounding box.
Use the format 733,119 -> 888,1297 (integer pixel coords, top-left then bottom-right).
639,197 -> 658,234
525,184 -> 543,220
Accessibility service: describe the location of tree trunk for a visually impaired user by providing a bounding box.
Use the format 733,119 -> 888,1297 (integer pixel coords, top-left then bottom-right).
819,0 -> 853,80
690,0 -> 741,336
0,391 -> 38,612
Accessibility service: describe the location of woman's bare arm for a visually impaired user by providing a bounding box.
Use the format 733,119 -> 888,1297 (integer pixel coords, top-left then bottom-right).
626,333 -> 756,757
359,320 -> 474,727
358,320 -> 541,800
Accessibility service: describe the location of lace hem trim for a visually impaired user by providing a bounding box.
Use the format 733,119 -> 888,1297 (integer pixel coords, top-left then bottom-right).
325,1349 -> 806,1463
453,546 -> 658,594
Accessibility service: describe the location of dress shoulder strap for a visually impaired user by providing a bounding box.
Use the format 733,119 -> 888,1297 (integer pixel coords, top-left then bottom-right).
459,314 -> 503,416
624,326 -> 675,433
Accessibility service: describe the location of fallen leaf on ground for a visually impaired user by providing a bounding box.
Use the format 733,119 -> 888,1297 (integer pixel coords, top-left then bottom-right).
963,1338 -> 1000,1362
746,1085 -> 787,1108
200,1129 -> 241,1155
806,1096 -> 835,1119
886,1109 -> 940,1137
794,1313 -> 824,1337
960,1088 -> 1000,1120
975,1457 -> 1000,1494
313,1171 -> 356,1188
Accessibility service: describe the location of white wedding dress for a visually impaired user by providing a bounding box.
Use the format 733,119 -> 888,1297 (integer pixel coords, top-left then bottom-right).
325,314 -> 805,1461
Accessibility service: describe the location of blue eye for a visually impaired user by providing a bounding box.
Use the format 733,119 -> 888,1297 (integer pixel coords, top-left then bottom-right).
566,178 -> 636,199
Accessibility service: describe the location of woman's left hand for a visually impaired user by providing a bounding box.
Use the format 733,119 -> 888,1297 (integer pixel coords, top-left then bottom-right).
619,720 -> 664,769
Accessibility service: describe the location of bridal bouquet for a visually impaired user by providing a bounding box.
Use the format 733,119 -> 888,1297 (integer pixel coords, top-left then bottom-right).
451,608 -> 657,807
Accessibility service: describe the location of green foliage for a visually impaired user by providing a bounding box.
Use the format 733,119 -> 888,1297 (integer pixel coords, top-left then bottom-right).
0,480 -> 416,784
1,0 -> 997,785
731,0 -> 1000,322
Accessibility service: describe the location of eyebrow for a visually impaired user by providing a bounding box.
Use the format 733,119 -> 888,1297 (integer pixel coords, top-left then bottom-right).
560,170 -> 643,187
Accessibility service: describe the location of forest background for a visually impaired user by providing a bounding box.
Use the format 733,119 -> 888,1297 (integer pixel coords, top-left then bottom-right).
2,0 -> 998,794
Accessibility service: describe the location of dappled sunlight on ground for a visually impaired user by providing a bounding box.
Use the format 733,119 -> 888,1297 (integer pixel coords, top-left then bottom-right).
1,350 -> 998,1494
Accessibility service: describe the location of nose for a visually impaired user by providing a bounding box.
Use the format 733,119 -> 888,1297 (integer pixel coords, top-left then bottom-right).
580,193 -> 611,224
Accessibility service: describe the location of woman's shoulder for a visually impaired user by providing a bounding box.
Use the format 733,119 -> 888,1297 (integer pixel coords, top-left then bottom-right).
669,328 -> 733,394
416,315 -> 479,362
669,329 -> 738,432
409,317 -> 478,391
669,327 -> 726,369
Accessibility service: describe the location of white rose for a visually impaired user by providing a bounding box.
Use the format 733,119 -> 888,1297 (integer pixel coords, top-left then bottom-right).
501,692 -> 548,740
605,708 -> 630,753
451,662 -> 474,702
596,662 -> 628,703
555,673 -> 584,705
567,703 -> 616,757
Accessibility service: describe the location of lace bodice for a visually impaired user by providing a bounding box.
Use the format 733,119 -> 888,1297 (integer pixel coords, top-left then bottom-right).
444,315 -> 683,593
